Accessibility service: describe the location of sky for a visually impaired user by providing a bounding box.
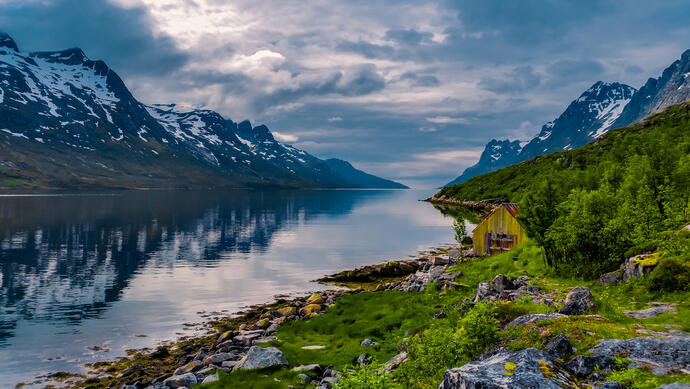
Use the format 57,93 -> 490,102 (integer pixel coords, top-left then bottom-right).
1,0 -> 690,188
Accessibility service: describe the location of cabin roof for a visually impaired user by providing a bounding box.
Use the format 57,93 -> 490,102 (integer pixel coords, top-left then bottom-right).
472,203 -> 521,233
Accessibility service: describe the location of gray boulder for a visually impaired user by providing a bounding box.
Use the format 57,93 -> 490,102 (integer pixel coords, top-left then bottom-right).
472,282 -> 492,303
360,338 -> 378,346
203,352 -> 233,365
431,255 -> 450,266
623,254 -> 656,281
564,355 -> 615,378
235,346 -> 288,370
624,304 -> 676,319
506,313 -> 565,327
163,372 -> 197,389
201,373 -> 219,384
598,271 -> 621,285
447,249 -> 460,260
594,382 -> 624,389
657,384 -> 690,389
491,274 -> 515,294
545,333 -> 573,359
560,287 -> 595,315
588,336 -> 690,371
385,351 -> 408,372
439,348 -> 577,389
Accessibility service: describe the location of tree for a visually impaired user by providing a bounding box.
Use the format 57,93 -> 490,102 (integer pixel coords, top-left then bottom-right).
518,180 -> 560,267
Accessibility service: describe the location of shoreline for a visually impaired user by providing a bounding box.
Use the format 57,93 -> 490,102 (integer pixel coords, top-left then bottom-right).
31,243 -> 463,389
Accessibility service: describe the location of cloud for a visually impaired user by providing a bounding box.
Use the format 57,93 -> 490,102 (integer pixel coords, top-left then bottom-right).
327,116 -> 343,122
385,28 -> 433,46
479,66 -> 541,94
418,126 -> 437,132
0,0 -> 188,76
400,71 -> 440,87
272,131 -> 299,143
335,39 -> 395,59
426,116 -> 468,124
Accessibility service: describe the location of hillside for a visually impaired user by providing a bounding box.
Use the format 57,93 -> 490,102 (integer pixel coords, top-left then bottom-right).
0,33 -> 405,190
435,100 -> 690,204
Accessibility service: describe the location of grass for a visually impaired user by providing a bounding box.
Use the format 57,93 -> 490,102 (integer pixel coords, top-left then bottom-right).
2,178 -> 29,186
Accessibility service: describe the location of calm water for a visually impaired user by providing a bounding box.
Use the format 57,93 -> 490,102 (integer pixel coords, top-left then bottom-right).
0,189 -> 455,386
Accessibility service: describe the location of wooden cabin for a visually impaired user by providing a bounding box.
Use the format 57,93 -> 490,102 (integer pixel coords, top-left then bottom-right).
472,203 -> 527,255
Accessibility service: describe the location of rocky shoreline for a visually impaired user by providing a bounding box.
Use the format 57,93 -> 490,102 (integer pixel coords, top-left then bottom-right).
37,244 -> 464,389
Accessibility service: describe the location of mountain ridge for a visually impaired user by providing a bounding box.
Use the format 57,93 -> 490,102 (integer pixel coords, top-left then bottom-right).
0,34 -> 406,190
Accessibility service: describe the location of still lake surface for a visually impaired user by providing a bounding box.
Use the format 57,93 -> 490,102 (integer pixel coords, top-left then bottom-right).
0,189 -> 456,385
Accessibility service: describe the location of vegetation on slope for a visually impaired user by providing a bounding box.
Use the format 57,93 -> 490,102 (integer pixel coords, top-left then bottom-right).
437,101 -> 690,278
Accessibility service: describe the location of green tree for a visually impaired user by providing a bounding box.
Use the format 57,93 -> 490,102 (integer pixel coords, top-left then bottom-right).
518,180 -> 560,267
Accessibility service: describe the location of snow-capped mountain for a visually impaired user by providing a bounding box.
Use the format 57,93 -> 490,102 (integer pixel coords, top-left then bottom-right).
0,33 -> 406,190
611,49 -> 690,128
445,81 -> 636,186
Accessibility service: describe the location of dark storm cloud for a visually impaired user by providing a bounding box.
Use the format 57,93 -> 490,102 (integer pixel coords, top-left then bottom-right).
400,72 -> 441,87
0,0 -> 189,76
479,66 -> 541,94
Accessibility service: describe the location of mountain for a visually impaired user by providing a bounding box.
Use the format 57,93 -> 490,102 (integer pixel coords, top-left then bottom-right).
0,33 -> 405,190
322,158 -> 408,189
611,49 -> 690,128
444,139 -> 524,186
445,81 -> 636,186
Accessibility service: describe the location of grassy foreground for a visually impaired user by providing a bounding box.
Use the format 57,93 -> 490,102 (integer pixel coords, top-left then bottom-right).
200,241 -> 690,389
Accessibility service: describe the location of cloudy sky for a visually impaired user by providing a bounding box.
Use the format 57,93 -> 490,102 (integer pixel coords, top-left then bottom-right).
1,0 -> 689,187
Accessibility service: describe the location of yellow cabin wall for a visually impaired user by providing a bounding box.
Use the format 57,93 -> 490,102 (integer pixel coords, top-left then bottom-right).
472,206 -> 527,255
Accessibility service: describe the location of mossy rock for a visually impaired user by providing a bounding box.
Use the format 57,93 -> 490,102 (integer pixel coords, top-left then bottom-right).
301,304 -> 322,315
306,293 -> 324,305
633,252 -> 660,267
278,306 -> 297,316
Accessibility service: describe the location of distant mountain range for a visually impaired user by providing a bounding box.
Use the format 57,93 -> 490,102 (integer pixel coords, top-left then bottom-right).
445,49 -> 690,187
0,33 -> 406,190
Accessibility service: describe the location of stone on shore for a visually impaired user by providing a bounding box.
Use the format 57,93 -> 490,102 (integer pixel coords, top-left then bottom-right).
202,373 -> 219,383
235,346 -> 288,370
438,348 -> 577,389
163,372 -> 197,388
559,286 -> 595,315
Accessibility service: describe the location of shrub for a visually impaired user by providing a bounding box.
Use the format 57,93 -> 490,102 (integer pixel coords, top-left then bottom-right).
334,361 -> 396,389
646,259 -> 690,293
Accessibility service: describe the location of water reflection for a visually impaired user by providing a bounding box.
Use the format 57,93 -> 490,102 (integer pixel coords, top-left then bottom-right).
0,189 -> 454,384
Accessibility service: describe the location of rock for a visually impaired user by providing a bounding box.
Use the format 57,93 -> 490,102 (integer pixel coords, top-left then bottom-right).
203,352 -> 233,365
235,346 -> 288,370
588,336 -> 690,371
545,333 -> 573,359
163,372 -> 197,389
307,293 -> 324,305
624,304 -> 676,319
385,351 -> 408,372
356,354 -> 368,365
623,253 -> 657,281
447,249 -> 460,260
431,255 -> 450,266
439,348 -> 577,389
221,360 -> 238,370
472,282 -> 492,303
360,338 -> 378,346
599,270 -> 621,285
265,322 -> 280,334
277,306 -> 297,316
560,286 -> 595,315
292,364 -> 322,374
491,274 -> 515,294
173,360 -> 203,375
506,313 -> 566,327
564,355 -> 615,378
594,382 -> 624,389
201,373 -> 218,384
301,304 -> 322,315
513,276 -> 531,288
233,332 -> 263,346
297,373 -> 311,383
657,384 -> 690,389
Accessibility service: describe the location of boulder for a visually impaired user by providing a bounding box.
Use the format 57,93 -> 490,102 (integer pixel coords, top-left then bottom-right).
624,304 -> 676,319
163,372 -> 197,388
559,287 -> 595,315
472,282 -> 492,303
356,354 -> 368,365
598,271 -> 621,285
447,249 -> 460,260
201,373 -> 219,384
491,274 -> 514,294
431,255 -> 450,266
235,346 -> 288,370
174,360 -> 203,375
506,313 -> 566,327
594,382 -> 624,389
545,333 -> 573,359
439,348 -> 577,389
385,351 -> 408,372
563,355 -> 615,378
623,253 -> 657,281
657,384 -> 690,389
292,364 -> 322,374
203,352 -> 233,365
588,336 -> 690,371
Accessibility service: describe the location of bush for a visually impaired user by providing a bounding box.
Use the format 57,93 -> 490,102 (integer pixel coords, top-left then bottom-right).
646,259 -> 690,293
334,361 -> 396,389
